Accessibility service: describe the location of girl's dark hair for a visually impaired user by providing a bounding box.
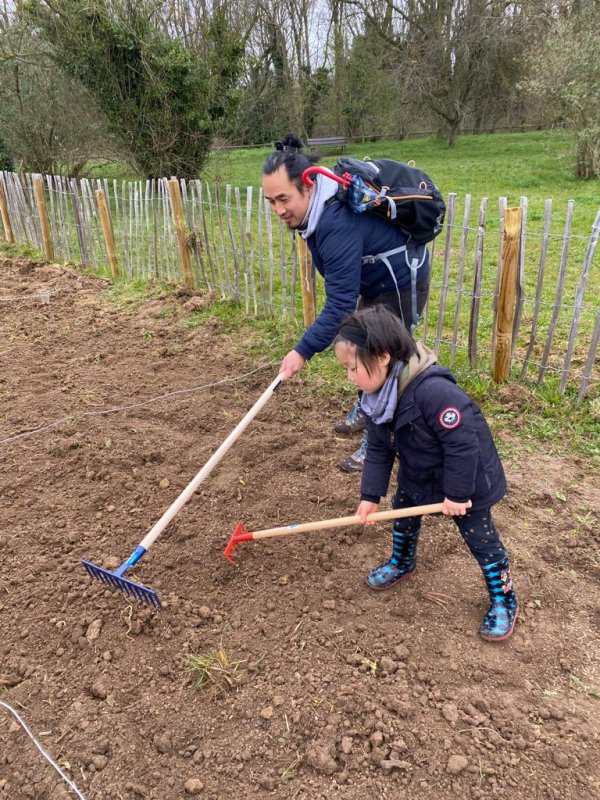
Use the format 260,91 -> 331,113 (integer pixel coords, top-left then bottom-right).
262,132 -> 321,191
334,305 -> 418,376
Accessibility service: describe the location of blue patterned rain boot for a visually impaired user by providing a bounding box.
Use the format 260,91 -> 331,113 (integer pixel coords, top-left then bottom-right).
338,429 -> 368,473
480,557 -> 518,641
334,401 -> 367,435
366,523 -> 420,590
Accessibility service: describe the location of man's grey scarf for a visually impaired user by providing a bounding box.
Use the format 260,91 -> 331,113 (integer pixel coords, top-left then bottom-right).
298,175 -> 339,240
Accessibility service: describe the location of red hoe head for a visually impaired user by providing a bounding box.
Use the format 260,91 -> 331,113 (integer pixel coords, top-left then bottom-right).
223,522 -> 254,564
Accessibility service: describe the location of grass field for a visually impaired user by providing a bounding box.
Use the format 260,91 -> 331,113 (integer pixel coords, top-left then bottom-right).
204,130 -> 600,225
87,130 -> 600,230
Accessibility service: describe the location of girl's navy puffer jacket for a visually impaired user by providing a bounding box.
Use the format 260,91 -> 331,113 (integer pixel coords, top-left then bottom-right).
360,366 -> 507,511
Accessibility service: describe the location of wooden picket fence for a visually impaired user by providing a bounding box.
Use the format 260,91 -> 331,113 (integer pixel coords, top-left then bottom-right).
1,170 -> 599,401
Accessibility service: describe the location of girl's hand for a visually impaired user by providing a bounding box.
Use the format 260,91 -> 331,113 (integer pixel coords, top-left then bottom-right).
279,349 -> 306,379
356,501 -> 379,525
442,497 -> 469,516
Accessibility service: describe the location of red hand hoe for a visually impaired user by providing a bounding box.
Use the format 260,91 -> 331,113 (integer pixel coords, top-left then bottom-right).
224,501 -> 473,564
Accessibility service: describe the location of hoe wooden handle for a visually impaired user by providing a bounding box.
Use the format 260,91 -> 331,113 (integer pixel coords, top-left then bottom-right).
251,501 -> 471,541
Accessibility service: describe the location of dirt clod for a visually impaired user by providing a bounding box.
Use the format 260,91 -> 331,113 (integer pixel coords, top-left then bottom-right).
447,754 -> 469,774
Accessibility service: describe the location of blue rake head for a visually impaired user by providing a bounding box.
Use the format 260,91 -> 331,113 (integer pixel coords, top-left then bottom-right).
81,559 -> 162,609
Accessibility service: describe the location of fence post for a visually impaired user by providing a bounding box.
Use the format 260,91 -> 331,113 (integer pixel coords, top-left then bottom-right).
33,174 -> 54,260
95,188 -> 121,279
0,180 -> 14,244
297,236 -> 315,326
492,206 -> 521,383
168,177 -> 194,290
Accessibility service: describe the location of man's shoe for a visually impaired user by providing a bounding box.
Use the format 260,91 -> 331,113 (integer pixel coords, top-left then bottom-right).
338,431 -> 367,472
334,402 -> 367,435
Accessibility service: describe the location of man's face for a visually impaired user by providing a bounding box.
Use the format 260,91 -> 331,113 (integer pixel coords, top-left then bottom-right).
262,166 -> 313,229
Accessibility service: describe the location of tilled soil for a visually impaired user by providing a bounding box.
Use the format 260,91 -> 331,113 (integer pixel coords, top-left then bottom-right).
1,254 -> 599,800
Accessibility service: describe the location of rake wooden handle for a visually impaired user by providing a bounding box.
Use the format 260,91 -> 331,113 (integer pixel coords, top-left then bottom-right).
139,374 -> 283,552
251,501 -> 466,541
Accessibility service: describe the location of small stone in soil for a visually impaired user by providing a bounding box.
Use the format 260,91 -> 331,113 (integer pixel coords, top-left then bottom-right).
184,778 -> 204,795
86,619 -> 103,642
552,749 -> 571,769
91,755 -> 108,771
90,679 -> 108,700
447,754 -> 468,774
394,643 -> 409,659
442,703 -> 459,724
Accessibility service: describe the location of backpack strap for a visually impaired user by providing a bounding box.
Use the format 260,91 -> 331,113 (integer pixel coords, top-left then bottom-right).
361,244 -> 427,331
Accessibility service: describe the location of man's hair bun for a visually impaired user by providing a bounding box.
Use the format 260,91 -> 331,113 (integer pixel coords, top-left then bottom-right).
282,132 -> 304,150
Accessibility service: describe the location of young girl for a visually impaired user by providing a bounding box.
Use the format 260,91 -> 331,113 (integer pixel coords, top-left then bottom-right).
333,305 -> 518,641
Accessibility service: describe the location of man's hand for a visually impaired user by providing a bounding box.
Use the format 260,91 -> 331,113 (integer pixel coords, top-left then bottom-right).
356,500 -> 379,525
442,497 -> 469,516
279,349 -> 306,380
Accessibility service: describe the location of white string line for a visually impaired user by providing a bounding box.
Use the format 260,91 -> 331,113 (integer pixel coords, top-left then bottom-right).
0,700 -> 87,800
0,362 -> 277,447
0,291 -> 53,302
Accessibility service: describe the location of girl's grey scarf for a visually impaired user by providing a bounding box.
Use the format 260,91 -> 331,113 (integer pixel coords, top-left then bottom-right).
360,360 -> 404,424
298,175 -> 339,240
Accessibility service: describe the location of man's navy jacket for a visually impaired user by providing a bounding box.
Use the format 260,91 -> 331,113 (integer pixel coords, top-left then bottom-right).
295,200 -> 430,361
360,366 -> 507,511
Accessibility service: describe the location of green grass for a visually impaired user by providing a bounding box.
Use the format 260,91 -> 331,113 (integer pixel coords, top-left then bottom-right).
203,130 -> 599,220
99,277 -> 181,311
186,648 -> 245,693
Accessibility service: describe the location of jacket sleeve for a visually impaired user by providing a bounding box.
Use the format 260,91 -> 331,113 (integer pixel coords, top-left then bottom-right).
360,419 -> 396,503
295,208 -> 365,360
415,380 -> 480,504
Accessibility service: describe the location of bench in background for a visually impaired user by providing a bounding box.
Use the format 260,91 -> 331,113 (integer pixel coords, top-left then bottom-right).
306,135 -> 347,152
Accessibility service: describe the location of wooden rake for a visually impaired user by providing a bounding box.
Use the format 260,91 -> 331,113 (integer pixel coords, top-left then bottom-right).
224,501 -> 451,564
81,374 -> 283,608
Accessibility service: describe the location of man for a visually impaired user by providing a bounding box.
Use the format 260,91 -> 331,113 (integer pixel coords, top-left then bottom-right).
262,133 -> 431,472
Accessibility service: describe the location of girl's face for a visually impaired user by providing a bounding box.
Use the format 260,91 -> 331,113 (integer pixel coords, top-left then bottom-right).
334,341 -> 391,393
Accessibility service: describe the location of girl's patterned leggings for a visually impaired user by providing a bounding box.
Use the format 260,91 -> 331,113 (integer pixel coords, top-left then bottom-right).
392,489 -> 507,566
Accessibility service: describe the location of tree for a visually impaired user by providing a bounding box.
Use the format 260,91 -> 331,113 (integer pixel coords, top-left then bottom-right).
0,137 -> 14,171
25,0 -> 244,177
524,1 -> 600,178
341,0 -> 533,145
0,11 -> 117,174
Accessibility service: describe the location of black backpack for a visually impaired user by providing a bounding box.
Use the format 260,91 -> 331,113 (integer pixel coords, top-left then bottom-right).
332,157 -> 446,246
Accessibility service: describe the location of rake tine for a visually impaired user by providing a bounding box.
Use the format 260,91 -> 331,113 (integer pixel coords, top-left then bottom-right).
81,559 -> 161,609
